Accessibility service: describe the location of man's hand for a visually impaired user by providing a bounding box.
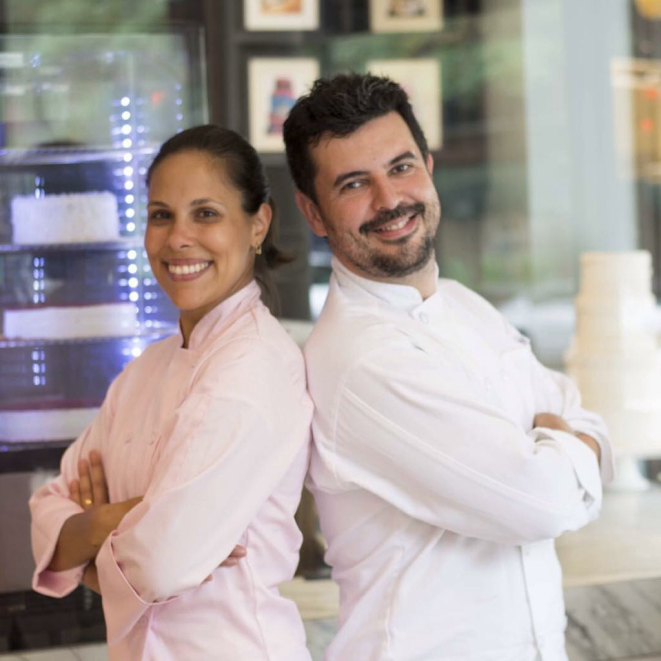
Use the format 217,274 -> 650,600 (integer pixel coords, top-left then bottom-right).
533,412 -> 601,463
533,413 -> 573,434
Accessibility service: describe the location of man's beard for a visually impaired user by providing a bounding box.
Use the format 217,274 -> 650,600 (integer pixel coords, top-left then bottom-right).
324,201 -> 438,279
367,231 -> 435,278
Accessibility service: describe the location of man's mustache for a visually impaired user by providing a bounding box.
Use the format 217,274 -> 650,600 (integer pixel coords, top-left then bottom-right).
359,202 -> 425,235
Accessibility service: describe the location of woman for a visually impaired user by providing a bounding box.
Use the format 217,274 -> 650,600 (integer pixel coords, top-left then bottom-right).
29,125 -> 313,660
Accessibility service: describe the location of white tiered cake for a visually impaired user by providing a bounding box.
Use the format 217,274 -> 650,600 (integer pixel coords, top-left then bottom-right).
11,191 -> 120,244
565,251 -> 661,462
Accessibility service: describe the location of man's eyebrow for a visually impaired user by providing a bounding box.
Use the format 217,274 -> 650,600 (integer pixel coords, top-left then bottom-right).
390,151 -> 417,165
147,200 -> 168,207
332,151 -> 418,189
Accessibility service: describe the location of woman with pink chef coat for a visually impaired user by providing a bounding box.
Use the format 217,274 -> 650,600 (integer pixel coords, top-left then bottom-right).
29,125 -> 313,660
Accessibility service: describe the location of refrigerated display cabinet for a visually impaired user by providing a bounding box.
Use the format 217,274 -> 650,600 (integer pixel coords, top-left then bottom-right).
0,29 -> 207,650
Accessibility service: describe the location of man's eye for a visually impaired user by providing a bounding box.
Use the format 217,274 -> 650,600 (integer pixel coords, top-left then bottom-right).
392,163 -> 412,174
341,180 -> 363,193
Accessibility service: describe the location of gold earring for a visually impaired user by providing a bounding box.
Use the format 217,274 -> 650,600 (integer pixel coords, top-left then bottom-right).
255,244 -> 263,255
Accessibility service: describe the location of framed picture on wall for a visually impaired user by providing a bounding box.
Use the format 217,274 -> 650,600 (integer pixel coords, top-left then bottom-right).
244,0 -> 320,31
366,58 -> 442,150
369,0 -> 443,33
248,57 -> 320,153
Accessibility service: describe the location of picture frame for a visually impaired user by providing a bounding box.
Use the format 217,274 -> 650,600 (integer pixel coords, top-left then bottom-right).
369,0 -> 443,33
248,57 -> 320,153
243,0 -> 320,32
366,58 -> 443,150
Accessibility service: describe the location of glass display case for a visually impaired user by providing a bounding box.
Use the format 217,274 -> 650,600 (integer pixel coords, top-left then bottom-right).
0,34 -> 207,635
0,31 -> 207,462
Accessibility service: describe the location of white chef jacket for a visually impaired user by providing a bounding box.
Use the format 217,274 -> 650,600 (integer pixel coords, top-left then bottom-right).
305,258 -> 613,661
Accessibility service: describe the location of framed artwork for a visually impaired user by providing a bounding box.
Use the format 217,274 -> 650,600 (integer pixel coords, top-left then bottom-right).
369,0 -> 443,33
248,57 -> 320,153
366,58 -> 443,150
243,0 -> 319,31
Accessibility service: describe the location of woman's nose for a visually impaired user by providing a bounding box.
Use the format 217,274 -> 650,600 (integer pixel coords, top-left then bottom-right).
167,219 -> 194,251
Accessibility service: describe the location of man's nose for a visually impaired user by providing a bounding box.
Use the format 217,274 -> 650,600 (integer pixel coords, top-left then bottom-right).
371,176 -> 400,212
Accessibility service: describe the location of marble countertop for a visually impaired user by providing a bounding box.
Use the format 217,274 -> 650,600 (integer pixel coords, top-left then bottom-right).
556,484 -> 661,587
284,486 -> 661,620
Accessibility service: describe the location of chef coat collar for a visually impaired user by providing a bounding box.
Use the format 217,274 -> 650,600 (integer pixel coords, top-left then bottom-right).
177,279 -> 262,350
331,256 -> 440,313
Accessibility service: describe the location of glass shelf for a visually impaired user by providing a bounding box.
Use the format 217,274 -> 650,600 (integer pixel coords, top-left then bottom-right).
0,239 -> 143,253
0,145 -> 158,167
0,324 -> 176,349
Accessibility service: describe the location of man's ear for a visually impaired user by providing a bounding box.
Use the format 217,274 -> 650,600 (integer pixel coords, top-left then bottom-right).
295,190 -> 327,237
426,153 -> 434,175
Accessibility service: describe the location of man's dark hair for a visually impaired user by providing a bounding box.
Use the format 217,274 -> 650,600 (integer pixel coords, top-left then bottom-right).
283,73 -> 429,203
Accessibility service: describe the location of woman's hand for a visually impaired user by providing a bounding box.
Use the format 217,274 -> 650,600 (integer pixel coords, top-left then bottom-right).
69,450 -> 109,510
71,451 -> 143,547
47,452 -> 143,572
82,562 -> 101,595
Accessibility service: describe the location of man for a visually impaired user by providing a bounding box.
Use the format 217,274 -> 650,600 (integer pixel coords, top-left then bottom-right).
283,73 -> 613,661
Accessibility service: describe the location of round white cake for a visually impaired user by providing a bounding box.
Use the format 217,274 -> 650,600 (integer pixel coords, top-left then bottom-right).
565,251 -> 661,457
11,191 -> 120,244
0,407 -> 98,442
3,303 -> 139,340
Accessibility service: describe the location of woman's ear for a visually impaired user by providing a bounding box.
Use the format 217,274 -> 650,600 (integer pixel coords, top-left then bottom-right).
252,201 -> 273,247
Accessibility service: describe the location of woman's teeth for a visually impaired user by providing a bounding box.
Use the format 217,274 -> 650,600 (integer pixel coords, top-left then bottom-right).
376,216 -> 411,232
168,262 -> 210,275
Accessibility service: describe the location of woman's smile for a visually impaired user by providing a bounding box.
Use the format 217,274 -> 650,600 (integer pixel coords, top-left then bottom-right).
165,259 -> 213,280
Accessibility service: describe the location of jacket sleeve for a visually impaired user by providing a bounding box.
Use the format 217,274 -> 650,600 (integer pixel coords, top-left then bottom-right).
325,336 -> 604,546
29,377 -> 120,597
94,346 -> 311,645
527,355 -> 614,486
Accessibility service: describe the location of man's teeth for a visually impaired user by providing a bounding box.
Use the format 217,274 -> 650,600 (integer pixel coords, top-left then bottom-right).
376,217 -> 411,232
168,262 -> 210,275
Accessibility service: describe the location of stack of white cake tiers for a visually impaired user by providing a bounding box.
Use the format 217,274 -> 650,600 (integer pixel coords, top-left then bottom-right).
565,251 -> 661,460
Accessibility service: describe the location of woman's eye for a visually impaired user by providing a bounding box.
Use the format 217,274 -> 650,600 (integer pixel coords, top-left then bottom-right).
196,208 -> 218,220
148,210 -> 170,222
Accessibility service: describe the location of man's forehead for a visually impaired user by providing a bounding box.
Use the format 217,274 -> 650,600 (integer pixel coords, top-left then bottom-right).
310,113 -> 420,180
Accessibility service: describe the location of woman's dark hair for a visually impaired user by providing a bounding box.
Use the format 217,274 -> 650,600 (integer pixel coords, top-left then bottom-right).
283,73 -> 429,203
146,125 -> 291,312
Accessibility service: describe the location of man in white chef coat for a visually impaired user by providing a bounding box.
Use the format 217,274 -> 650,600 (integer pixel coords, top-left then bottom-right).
283,73 -> 613,661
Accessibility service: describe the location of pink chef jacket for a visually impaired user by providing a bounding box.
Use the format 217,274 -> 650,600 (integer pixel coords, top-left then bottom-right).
30,281 -> 313,660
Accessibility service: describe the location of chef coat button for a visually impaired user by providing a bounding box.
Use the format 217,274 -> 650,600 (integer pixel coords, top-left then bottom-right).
419,312 -> 429,324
